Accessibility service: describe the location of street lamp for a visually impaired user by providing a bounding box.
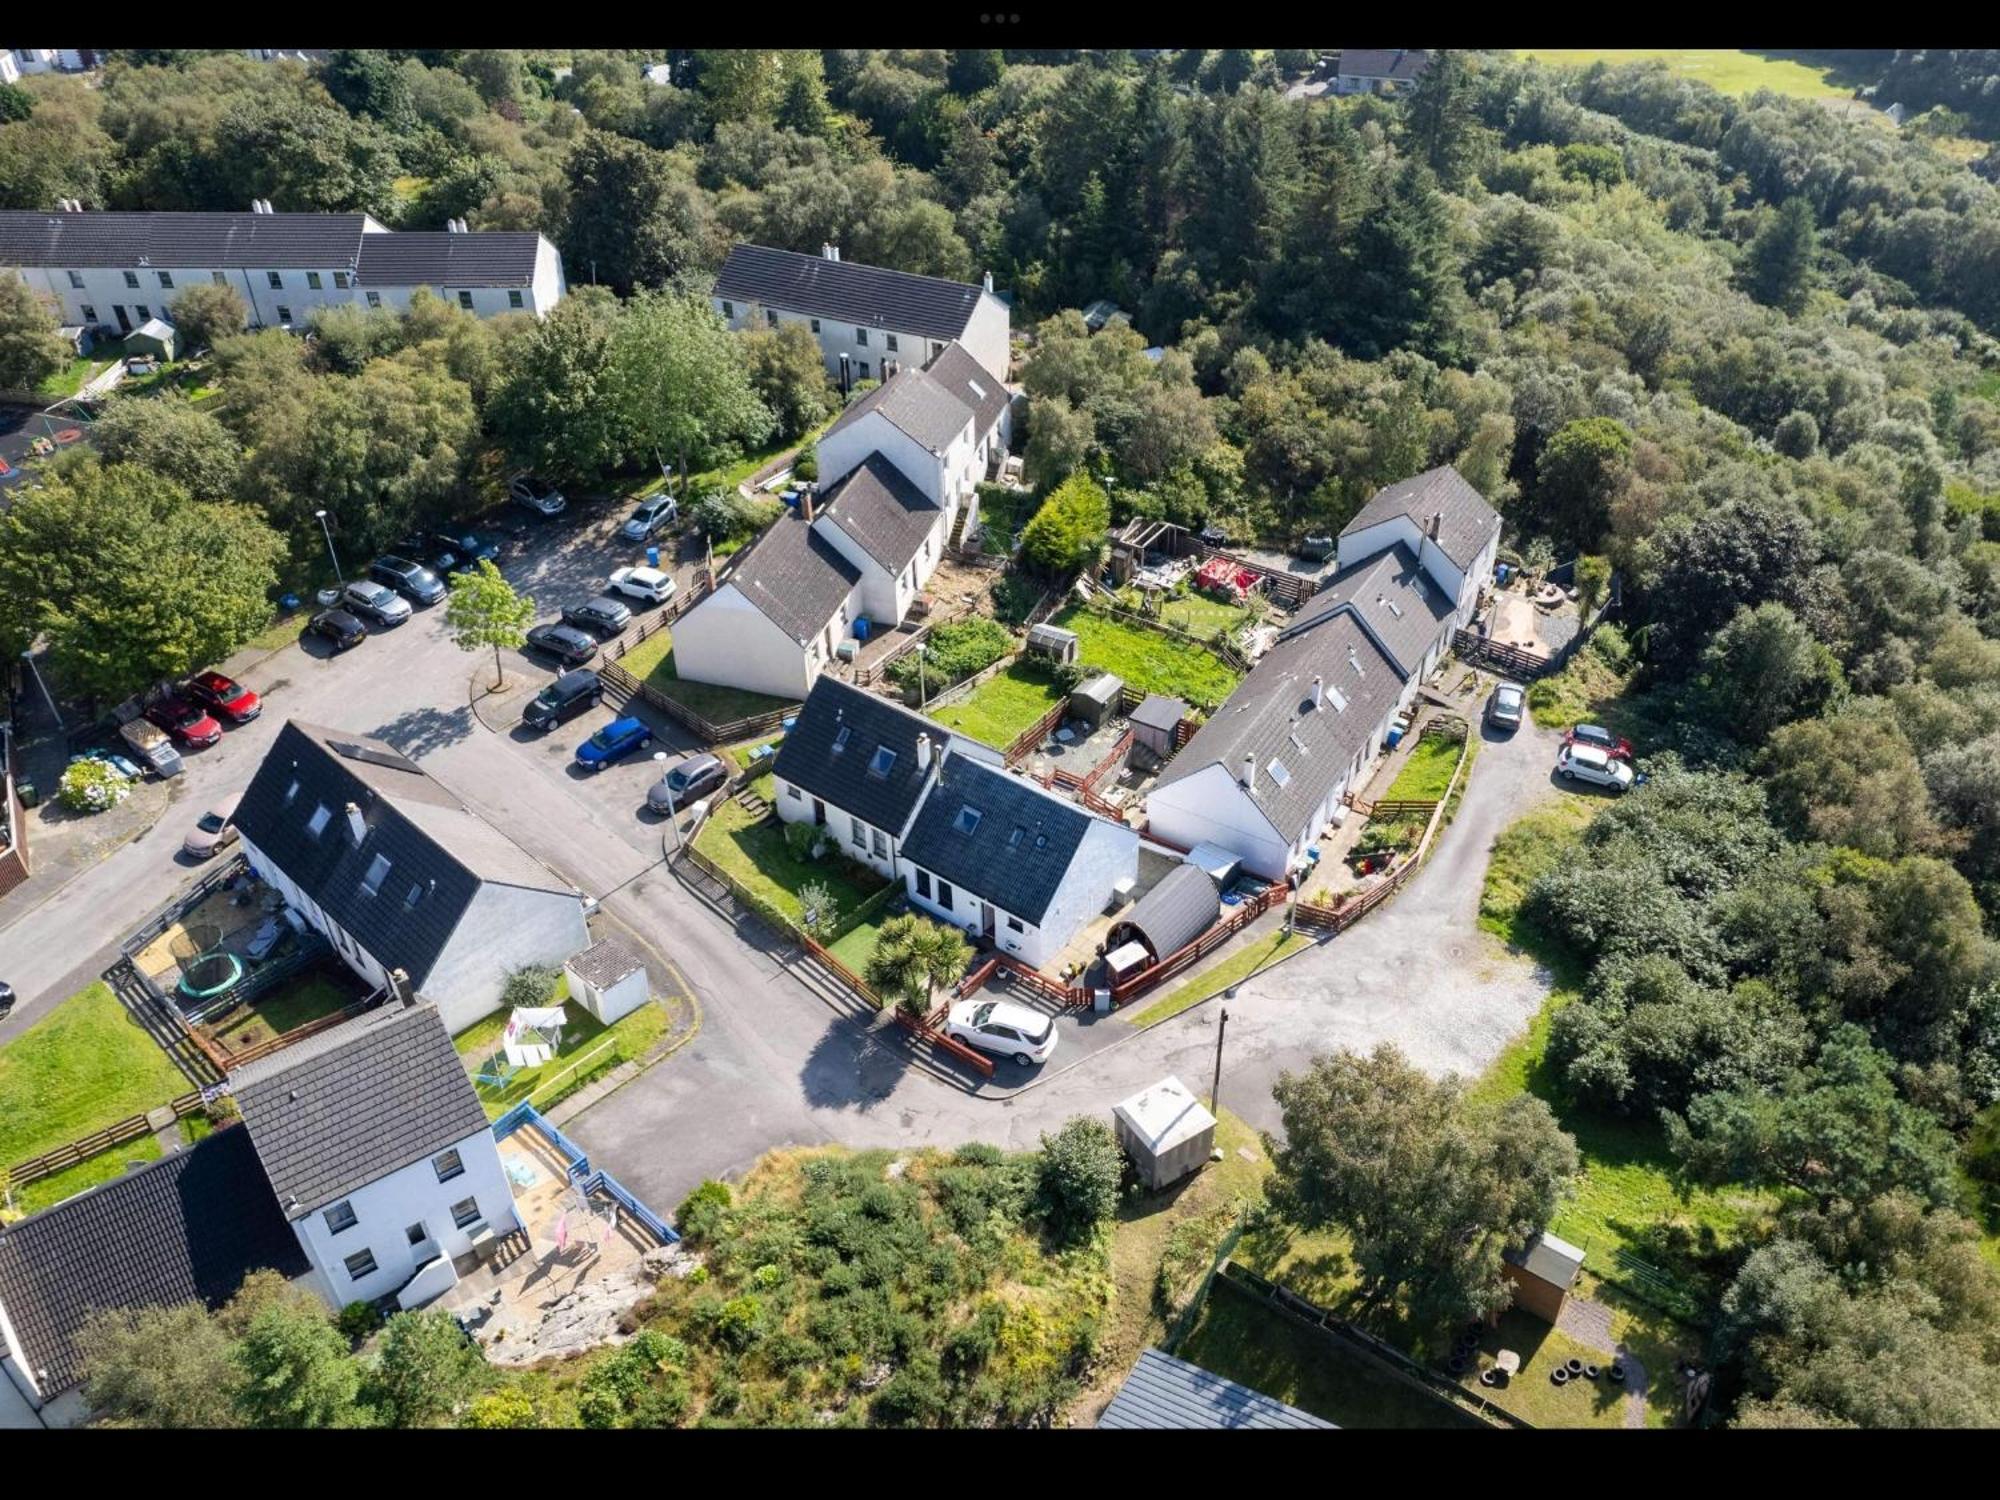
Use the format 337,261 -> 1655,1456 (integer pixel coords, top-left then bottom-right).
1211,1006 -> 1229,1117
313,508 -> 345,587
653,751 -> 682,854
838,351 -> 851,398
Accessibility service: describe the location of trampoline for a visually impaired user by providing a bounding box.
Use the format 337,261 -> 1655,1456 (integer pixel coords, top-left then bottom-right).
178,949 -> 244,1001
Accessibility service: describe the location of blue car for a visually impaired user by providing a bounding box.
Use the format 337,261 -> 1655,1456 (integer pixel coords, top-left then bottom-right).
575,716 -> 653,771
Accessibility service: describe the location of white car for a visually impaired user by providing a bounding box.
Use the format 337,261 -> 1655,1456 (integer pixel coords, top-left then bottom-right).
1555,742 -> 1634,794
607,565 -> 677,605
509,473 -> 567,516
945,998 -> 1058,1068
621,492 -> 678,541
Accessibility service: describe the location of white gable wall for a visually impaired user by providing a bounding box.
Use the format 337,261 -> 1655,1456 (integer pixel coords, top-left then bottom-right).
959,291 -> 1012,384
422,883 -> 591,1035
671,581 -> 817,700
1026,817 -> 1141,966
818,409 -> 954,505
1146,761 -> 1292,881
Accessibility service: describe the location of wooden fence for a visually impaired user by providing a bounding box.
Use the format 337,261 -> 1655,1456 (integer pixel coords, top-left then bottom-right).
1102,884 -> 1288,1007
8,1090 -> 211,1187
600,578 -> 801,744
1451,628 -> 1552,680
1002,697 -> 1074,767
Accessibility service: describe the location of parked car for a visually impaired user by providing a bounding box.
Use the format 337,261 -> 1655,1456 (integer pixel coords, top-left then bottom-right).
69,747 -> 145,781
621,492 -> 678,542
1485,681 -> 1526,733
145,695 -> 222,748
575,716 -> 653,771
368,555 -> 447,606
510,473 -> 567,516
340,580 -> 413,626
1564,723 -> 1634,761
944,999 -> 1058,1068
1555,742 -> 1635,794
607,565 -> 676,606
525,623 -> 599,668
182,791 -> 243,860
647,752 -> 727,813
308,607 -> 368,651
561,596 -> 633,637
399,529 -> 500,575
183,669 -> 262,724
521,669 -> 603,731
0,981 -> 12,1020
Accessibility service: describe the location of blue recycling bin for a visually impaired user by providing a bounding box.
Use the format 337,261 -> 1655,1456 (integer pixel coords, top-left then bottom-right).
1385,724 -> 1405,750
853,617 -> 871,642
1495,563 -> 1512,585
646,544 -> 660,568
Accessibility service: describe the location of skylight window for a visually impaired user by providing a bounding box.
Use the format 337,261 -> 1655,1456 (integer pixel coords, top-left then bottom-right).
1266,759 -> 1292,788
283,778 -> 300,806
1008,825 -> 1025,847
1328,684 -> 1349,712
405,881 -> 427,909
867,746 -> 898,779
360,853 -> 392,897
953,804 -> 983,835
832,725 -> 851,753
967,378 -> 987,399
306,803 -> 332,838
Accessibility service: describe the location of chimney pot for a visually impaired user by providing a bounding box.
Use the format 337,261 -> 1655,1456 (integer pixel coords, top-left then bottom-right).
345,801 -> 366,846
1242,753 -> 1256,792
822,243 -> 840,262
917,733 -> 933,771
982,269 -> 994,294
801,487 -> 815,523
1311,674 -> 1324,709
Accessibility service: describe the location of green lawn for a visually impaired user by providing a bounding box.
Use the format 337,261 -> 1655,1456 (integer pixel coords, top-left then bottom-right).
242,611 -> 309,656
728,735 -> 783,769
0,981 -> 194,1173
1515,49 -> 1874,100
689,414 -> 838,496
1147,592 -> 1256,640
1451,1305 -> 1684,1429
452,974 -> 673,1119
926,661 -> 1065,749
1381,733 -> 1462,803
694,771 -> 892,945
1474,797 -> 1597,946
9,1134 -> 166,1217
618,628 -> 798,725
1052,605 -> 1243,707
207,974 -> 353,1055
1123,930 -> 1314,1027
36,355 -> 103,399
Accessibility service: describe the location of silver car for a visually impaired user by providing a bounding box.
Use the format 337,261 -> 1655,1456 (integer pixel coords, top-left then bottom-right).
647,753 -> 727,814
182,791 -> 243,860
340,579 -> 412,625
621,493 -> 678,541
509,473 -> 567,516
1486,681 -> 1525,732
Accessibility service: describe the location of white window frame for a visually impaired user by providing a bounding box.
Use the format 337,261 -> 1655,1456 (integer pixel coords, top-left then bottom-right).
306,271 -> 322,290
211,270 -> 227,285
333,270 -> 350,289
365,291 -> 382,308
855,327 -> 868,346
267,271 -> 284,290
432,1148 -> 465,1183
123,270 -> 140,288
275,305 -> 292,325
306,803 -> 332,838
458,290 -> 475,310
157,270 -> 174,289
508,289 -> 523,308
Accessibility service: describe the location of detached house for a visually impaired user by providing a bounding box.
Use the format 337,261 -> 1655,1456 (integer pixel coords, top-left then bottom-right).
232,721 -> 590,1034
713,241 -> 1011,385
1332,48 -> 1433,94
671,343 -> 1011,703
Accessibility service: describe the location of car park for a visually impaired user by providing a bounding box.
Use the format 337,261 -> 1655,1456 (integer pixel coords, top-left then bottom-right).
367,556 -> 447,606
510,473 -> 567,516
621,492 -> 678,542
575,716 -> 653,771
183,670 -> 262,723
1564,723 -> 1634,761
145,695 -> 222,748
340,580 -> 413,626
607,566 -> 676,606
1486,681 -> 1525,733
647,752 -> 727,813
525,623 -> 599,668
944,999 -> 1058,1068
309,608 -> 367,651
561,596 -> 633,637
1555,742 -> 1634,794
521,669 -> 603,731
182,791 -> 243,860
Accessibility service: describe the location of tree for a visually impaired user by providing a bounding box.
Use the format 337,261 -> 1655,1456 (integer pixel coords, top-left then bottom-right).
167,281 -> 247,353
1760,704 -> 1943,860
1534,416 -> 1632,552
610,289 -> 773,493
773,68 -> 830,139
366,1309 -> 487,1427
1573,554 -> 1612,618
947,49 -> 1005,96
1023,395 -> 1095,491
211,94 -> 398,215
445,559 -> 536,690
0,273 -> 68,391
1036,1117 -> 1124,1246
91,394 -> 242,500
1019,472 -> 1111,574
0,82 -> 31,124
740,319 -> 832,442
1744,197 -> 1818,316
486,290 -> 627,484
796,879 -> 841,936
75,1302 -> 243,1428
0,464 -> 283,703
1697,602 -> 1845,744
864,912 -> 972,1022
1404,50 -> 1484,190
1556,142 -> 1625,188
560,132 -> 716,295
1266,1045 -> 1581,1328
322,49 -> 415,129
233,1299 -> 365,1428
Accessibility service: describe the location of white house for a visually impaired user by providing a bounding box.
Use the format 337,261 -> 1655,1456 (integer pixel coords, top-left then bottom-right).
713,241 -> 1012,385
231,720 -> 591,1035
232,1002 -> 523,1312
671,343 -> 1010,703
7,50 -> 87,76
0,207 -> 566,338
1334,464 -> 1501,628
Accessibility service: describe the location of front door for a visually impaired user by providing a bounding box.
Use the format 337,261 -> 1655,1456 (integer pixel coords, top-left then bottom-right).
981,902 -> 996,938
813,798 -> 826,826
113,305 -> 131,332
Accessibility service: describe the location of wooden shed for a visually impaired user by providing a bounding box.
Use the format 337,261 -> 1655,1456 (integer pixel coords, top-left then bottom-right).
1501,1230 -> 1586,1324
1130,693 -> 1186,760
1069,671 -> 1124,731
1026,622 -> 1079,665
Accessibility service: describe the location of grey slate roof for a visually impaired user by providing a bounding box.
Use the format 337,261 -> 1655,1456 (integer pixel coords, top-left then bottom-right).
1131,694 -> 1187,733
823,361 -> 976,454
724,511 -> 862,645
714,243 -> 985,343
1337,48 -> 1432,82
923,341 -> 1010,436
771,677 -> 943,837
1118,863 -> 1221,961
1296,543 -> 1454,677
0,1126 -> 308,1395
232,1003 -> 491,1217
1341,464 -> 1500,572
0,210 -> 373,270
567,932 -> 645,990
1155,608 -> 1407,845
355,231 -> 542,288
1099,1347 -> 1337,1430
901,754 -> 1109,925
1504,1230 -> 1586,1290
818,454 -> 943,574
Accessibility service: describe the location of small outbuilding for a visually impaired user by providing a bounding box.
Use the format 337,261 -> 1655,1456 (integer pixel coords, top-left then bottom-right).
125,317 -> 178,362
1110,863 -> 1220,964
1069,671 -> 1124,731
1099,1347 -> 1336,1429
1130,693 -> 1186,760
1501,1229 -> 1586,1324
1113,1074 -> 1217,1191
564,933 -> 650,1025
1026,622 -> 1079,665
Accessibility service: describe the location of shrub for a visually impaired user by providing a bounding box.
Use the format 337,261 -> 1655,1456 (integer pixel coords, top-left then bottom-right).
888,616 -> 1012,696
869,1352 -> 947,1426
792,445 -> 818,482
783,820 -> 833,861
1035,1117 -> 1124,1246
58,757 -> 131,812
337,1300 -> 384,1342
716,1295 -> 764,1350
501,964 -> 558,1009
797,879 -> 841,934
1020,473 -> 1111,575
676,1179 -> 733,1245
690,487 -> 781,545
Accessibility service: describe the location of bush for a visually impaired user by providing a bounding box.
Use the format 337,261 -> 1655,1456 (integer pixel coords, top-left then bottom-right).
501,964 -> 558,1010
797,879 -> 841,934
783,820 -> 833,861
792,445 -> 818,483
990,573 -> 1042,626
1036,1117 -> 1124,1246
887,616 -> 1012,696
337,1301 -> 384,1342
690,487 -> 782,545
716,1295 -> 764,1350
676,1179 -> 733,1245
1020,473 -> 1111,575
58,757 -> 132,812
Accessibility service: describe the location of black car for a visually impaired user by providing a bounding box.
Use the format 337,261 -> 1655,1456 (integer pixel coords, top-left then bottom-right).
525,623 -> 599,668
560,596 -> 633,637
368,556 -> 447,606
0,981 -> 14,1020
401,529 -> 502,575
521,669 -> 603,731
308,608 -> 367,651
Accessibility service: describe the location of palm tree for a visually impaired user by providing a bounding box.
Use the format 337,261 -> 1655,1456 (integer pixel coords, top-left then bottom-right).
864,913 -> 973,1022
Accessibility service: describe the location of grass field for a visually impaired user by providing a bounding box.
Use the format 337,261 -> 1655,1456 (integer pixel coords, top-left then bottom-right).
0,981 -> 194,1174
1123,930 -> 1315,1028
1516,49 -> 1873,101
207,974 -> 353,1055
926,661 -> 1065,749
1052,605 -> 1243,707
617,628 -> 798,725
452,974 -> 673,1118
9,1134 -> 166,1217
36,355 -> 103,399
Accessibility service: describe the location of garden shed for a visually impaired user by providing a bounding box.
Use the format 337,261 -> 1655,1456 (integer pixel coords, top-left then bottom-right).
1069,671 -> 1124,731
1113,1074 -> 1216,1191
126,317 -> 178,362
564,933 -> 649,1025
1026,622 -> 1078,665
1109,863 -> 1219,964
1130,694 -> 1186,760
1501,1230 -> 1586,1324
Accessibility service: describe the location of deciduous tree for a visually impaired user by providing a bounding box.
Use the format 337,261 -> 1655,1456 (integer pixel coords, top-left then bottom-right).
0,273 -> 68,391
444,559 -> 535,690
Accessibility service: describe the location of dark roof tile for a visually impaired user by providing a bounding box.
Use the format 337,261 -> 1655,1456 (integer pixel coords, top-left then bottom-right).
0,210 -> 373,269
818,454 -> 943,573
723,512 -> 862,645
771,677 -> 945,837
715,244 -> 985,343
900,755 -> 1112,925
1340,464 -> 1499,571
354,231 -> 542,288
1099,1347 -> 1337,1429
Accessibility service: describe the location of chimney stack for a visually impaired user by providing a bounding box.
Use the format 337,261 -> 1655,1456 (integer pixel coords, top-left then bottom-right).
389,967 -> 416,1008
1241,753 -> 1256,793
1429,509 -> 1443,541
1311,674 -> 1323,709
800,486 -> 815,523
982,269 -> 994,294
821,243 -> 840,262
345,801 -> 366,847
917,732 -> 933,772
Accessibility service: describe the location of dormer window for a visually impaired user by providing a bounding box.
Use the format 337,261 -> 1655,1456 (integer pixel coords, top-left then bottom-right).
306,803 -> 332,838
867,746 -> 897,779
360,853 -> 392,897
953,804 -> 982,835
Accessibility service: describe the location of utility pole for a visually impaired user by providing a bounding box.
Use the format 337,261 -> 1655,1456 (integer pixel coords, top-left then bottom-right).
1210,1006 -> 1229,1116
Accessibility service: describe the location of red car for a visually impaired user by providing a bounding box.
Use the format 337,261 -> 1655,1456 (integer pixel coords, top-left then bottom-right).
1564,724 -> 1634,761
183,670 -> 262,724
146,695 -> 223,748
